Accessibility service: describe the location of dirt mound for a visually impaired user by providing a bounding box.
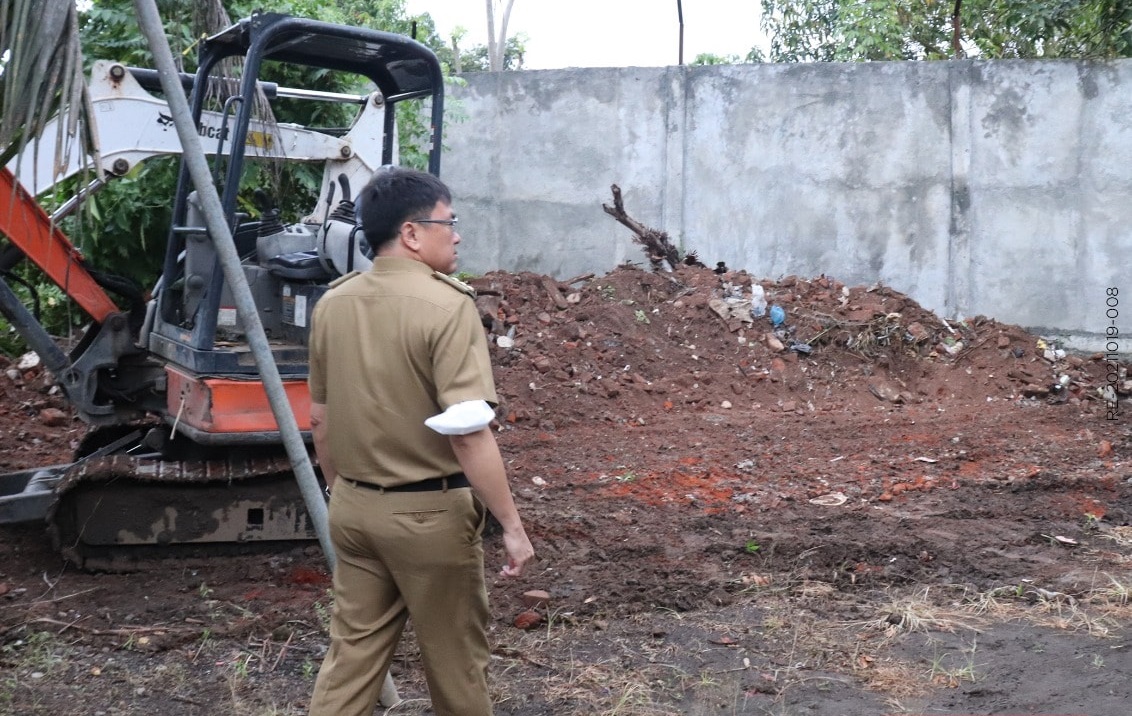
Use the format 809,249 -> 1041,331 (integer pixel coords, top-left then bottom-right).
472,264 -> 1122,425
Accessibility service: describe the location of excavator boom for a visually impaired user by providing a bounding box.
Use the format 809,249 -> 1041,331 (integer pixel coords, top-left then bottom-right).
0,167 -> 118,322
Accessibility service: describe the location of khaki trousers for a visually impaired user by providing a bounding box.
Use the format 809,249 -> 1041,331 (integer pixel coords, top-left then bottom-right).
308,479 -> 491,716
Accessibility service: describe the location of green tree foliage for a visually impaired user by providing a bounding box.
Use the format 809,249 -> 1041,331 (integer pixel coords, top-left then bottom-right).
438,34 -> 528,72
79,0 -> 195,70
691,46 -> 768,65
691,52 -> 742,65
59,1 -> 204,287
760,0 -> 1132,62
64,0 -> 444,281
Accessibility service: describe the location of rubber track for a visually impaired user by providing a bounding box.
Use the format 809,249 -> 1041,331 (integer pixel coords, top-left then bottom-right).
46,453 -> 298,566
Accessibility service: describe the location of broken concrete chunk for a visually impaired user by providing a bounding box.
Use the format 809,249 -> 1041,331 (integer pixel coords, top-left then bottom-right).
521,589 -> 550,608
39,408 -> 69,426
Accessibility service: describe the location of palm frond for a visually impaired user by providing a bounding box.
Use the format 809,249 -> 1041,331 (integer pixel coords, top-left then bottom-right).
0,0 -> 96,187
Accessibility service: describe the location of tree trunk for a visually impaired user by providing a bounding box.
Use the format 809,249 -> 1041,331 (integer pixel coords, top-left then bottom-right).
951,0 -> 964,58
486,0 -> 516,72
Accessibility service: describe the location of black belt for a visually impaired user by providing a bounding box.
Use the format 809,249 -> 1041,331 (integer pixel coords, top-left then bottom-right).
344,473 -> 469,493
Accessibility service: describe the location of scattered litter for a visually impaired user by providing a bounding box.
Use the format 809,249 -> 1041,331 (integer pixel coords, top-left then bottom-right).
868,382 -> 903,403
1046,535 -> 1079,546
709,296 -> 754,326
1032,587 -> 1077,605
1038,338 -> 1067,362
809,492 -> 848,506
740,573 -> 772,586
769,304 -> 786,326
750,284 -> 767,317
17,351 -> 40,371
914,457 -> 938,463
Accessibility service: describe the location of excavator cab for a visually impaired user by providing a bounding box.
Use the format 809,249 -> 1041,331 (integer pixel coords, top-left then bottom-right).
143,12 -> 444,445
0,13 -> 445,566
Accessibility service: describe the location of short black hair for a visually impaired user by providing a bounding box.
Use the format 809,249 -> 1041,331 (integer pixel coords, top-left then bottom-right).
357,167 -> 452,252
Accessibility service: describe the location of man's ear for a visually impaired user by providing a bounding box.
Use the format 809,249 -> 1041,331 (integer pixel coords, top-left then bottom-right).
399,221 -> 421,251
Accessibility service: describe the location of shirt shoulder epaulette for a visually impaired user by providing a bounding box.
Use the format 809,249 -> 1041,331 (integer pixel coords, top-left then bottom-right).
329,270 -> 362,288
431,271 -> 476,297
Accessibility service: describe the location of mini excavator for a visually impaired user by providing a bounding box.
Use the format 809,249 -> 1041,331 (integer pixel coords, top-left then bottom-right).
0,12 -> 444,568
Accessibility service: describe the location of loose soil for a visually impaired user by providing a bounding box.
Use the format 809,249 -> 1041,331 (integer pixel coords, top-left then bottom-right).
2,263 -> 1130,716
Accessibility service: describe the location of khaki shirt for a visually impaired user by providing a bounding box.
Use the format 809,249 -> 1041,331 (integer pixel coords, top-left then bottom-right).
308,257 -> 496,486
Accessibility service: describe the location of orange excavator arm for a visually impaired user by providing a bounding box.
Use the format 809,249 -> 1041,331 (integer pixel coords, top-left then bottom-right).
0,167 -> 119,322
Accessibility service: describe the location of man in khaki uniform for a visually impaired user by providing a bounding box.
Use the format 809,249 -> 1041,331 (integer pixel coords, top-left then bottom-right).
307,167 -> 534,716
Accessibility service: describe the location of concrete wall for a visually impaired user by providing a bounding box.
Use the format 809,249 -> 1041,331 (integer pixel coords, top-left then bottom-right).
441,60 -> 1132,352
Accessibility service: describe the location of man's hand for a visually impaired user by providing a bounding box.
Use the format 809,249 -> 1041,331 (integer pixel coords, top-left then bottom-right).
500,527 -> 535,578
310,402 -> 337,494
448,428 -> 535,578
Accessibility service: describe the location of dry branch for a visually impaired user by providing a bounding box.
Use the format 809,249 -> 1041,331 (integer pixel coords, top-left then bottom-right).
602,184 -> 680,271
541,276 -> 568,310
563,272 -> 595,285
5,617 -> 196,638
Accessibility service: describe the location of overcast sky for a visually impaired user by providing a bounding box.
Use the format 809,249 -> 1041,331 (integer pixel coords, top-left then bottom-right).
404,1 -> 766,69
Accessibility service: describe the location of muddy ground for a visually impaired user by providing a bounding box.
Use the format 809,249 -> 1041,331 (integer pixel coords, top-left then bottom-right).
1,262 -> 1130,715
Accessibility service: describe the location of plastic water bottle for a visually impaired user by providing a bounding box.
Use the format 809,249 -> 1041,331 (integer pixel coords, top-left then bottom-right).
750,284 -> 767,318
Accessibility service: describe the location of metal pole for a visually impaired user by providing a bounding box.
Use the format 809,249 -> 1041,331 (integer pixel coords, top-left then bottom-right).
131,3 -> 398,704
677,0 -> 685,66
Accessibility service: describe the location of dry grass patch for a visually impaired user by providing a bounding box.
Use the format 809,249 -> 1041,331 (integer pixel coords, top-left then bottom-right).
1085,572 -> 1132,609
383,698 -> 434,714
1099,525 -> 1132,549
855,587 -> 983,639
854,658 -> 932,699
539,658 -> 678,715
958,574 -> 1132,637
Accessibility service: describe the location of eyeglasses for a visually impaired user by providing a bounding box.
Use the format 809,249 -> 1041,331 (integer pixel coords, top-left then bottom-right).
411,217 -> 459,229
